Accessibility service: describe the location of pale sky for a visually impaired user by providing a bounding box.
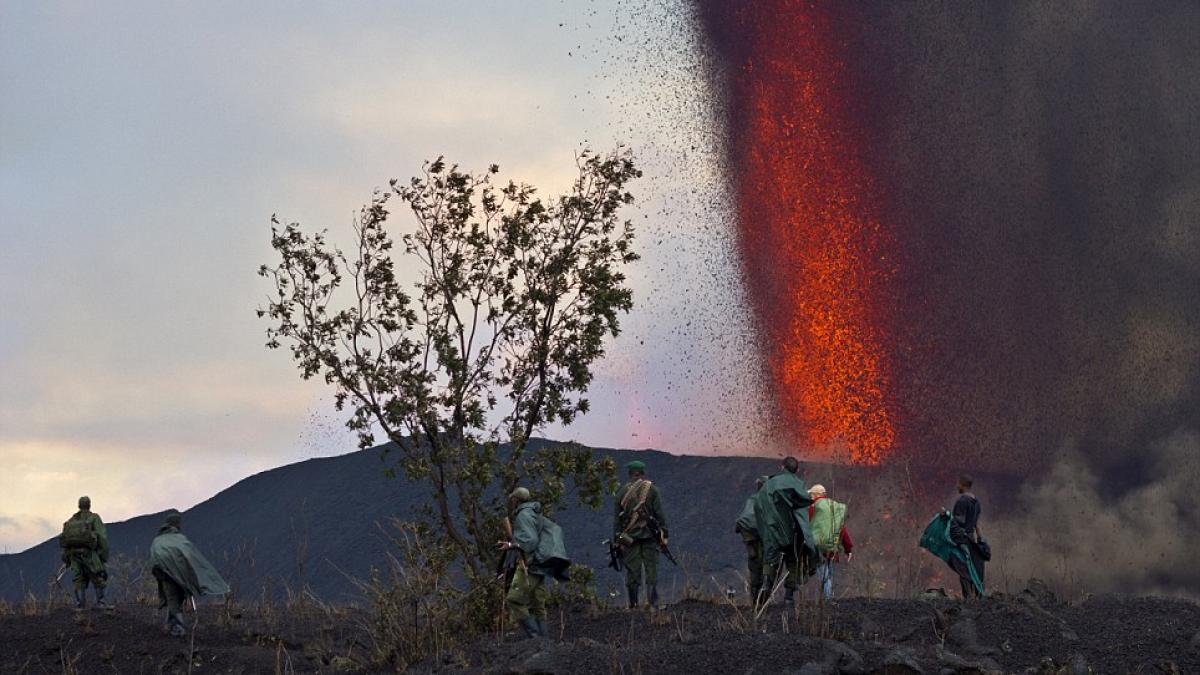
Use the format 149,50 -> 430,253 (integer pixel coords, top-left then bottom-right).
0,1 -> 766,552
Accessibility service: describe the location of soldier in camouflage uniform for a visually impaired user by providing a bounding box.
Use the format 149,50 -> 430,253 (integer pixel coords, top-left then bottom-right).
58,496 -> 111,609
613,460 -> 668,609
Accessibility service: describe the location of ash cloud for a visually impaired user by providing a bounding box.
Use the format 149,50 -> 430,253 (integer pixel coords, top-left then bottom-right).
693,1 -> 1200,592
992,428 -> 1200,597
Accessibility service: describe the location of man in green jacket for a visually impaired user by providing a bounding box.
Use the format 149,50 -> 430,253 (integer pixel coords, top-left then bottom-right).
753,457 -> 817,606
58,496 -> 111,609
613,460 -> 668,609
150,512 -> 230,637
499,487 -> 571,639
735,476 -> 768,604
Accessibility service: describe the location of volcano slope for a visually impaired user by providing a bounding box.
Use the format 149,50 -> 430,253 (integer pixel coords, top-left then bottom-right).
2,582 -> 1196,674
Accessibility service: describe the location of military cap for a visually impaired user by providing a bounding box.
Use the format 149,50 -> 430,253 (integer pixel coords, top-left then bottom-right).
626,460 -> 646,473
165,511 -> 183,527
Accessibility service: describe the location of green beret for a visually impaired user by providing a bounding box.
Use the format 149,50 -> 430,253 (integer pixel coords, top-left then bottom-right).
626,460 -> 646,473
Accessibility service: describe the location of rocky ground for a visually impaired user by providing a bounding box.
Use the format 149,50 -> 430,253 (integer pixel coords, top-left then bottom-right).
2,583 -> 1198,674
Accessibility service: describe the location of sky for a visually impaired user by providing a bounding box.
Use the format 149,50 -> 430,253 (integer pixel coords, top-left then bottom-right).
0,1 -> 762,552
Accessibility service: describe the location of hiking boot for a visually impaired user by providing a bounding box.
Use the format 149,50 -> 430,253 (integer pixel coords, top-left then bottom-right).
627,585 -> 640,609
94,587 -> 113,609
168,613 -> 188,637
519,616 -> 542,639
648,586 -> 659,609
536,618 -> 548,639
73,589 -> 86,610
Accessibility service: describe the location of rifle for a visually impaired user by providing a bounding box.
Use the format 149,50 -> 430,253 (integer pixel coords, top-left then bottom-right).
494,517 -> 521,588
646,515 -> 678,566
603,539 -> 624,572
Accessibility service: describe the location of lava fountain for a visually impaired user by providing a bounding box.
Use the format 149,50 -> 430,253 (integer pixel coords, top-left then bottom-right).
698,2 -> 897,464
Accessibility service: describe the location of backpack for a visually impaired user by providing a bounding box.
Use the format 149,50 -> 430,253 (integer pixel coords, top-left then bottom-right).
60,515 -> 97,550
810,498 -> 848,554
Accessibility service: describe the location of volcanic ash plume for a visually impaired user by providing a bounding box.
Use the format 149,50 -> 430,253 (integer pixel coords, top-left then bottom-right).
693,1 -> 1200,593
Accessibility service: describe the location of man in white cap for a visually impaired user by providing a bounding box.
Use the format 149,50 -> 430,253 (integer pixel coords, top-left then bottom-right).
807,484 -> 853,601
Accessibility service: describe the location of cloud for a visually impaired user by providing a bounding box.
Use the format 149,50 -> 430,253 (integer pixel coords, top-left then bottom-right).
0,1 -> 758,552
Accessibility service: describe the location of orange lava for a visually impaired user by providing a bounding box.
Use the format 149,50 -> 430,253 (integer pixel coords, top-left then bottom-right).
728,2 -> 896,464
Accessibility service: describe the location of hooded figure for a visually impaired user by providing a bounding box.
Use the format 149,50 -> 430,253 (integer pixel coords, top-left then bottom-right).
753,458 -> 818,605
59,495 -> 112,609
502,488 -> 570,639
149,512 -> 230,636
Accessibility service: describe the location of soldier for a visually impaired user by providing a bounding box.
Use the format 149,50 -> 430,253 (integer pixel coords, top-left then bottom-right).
58,496 -> 111,609
149,512 -> 230,637
613,460 -> 668,609
753,457 -> 818,607
498,487 -> 571,639
735,476 -> 768,603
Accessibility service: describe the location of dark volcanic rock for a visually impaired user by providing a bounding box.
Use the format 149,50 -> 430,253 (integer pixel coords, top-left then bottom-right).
877,647 -> 924,674
1021,579 -> 1059,608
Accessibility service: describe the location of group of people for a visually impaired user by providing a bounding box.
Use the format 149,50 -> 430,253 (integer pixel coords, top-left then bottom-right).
498,455 -> 989,640
61,458 -> 986,641
58,497 -> 230,637
732,457 -> 859,606
735,461 -> 855,605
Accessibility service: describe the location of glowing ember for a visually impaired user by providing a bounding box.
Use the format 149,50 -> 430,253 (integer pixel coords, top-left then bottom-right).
705,2 -> 897,464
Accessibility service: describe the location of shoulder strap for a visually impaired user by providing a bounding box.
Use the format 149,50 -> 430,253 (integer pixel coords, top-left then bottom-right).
618,480 -> 654,536
620,479 -> 652,510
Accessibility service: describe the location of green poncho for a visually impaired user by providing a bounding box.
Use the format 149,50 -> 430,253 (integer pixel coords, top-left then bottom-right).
149,526 -> 231,597
753,472 -> 816,560
919,511 -> 983,594
735,496 -> 758,537
512,501 -> 571,581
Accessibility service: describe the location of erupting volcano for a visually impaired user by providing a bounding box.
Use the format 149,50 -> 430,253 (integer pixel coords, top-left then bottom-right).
700,2 -> 897,465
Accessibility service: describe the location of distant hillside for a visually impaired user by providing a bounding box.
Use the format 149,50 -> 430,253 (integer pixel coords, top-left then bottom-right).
0,440 -> 788,603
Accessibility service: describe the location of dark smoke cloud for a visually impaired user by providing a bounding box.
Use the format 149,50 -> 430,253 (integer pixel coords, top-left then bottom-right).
694,1 -> 1200,592
851,2 -> 1200,478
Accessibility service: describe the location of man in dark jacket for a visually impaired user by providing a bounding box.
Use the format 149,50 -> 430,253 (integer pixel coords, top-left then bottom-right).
150,512 -> 230,636
949,475 -> 986,599
753,457 -> 817,606
735,476 -> 768,603
613,460 -> 668,608
59,496 -> 111,609
499,487 -> 570,639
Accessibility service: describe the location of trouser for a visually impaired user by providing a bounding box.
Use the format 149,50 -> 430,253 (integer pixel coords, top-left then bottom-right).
949,545 -> 986,599
67,552 -> 107,591
763,542 -> 809,597
621,539 -> 659,591
816,560 -> 834,600
506,567 -> 548,622
743,536 -> 763,601
154,568 -> 190,630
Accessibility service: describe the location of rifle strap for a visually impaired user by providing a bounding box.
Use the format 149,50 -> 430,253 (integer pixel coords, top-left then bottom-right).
619,480 -> 653,538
